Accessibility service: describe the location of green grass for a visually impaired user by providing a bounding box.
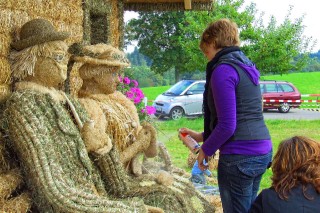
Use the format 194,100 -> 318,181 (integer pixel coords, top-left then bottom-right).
261,72 -> 320,94
153,117 -> 320,190
141,85 -> 170,105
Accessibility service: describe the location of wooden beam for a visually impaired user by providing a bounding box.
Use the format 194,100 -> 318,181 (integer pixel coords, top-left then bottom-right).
184,0 -> 192,9
125,0 -> 211,3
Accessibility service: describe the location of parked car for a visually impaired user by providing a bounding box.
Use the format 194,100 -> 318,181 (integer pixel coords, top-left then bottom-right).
260,80 -> 301,113
153,80 -> 205,120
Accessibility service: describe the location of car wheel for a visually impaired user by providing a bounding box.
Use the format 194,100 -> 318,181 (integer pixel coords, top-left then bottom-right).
169,107 -> 184,120
278,103 -> 290,113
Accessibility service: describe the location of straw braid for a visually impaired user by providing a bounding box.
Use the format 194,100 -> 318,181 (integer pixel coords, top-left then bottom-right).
91,148 -> 130,197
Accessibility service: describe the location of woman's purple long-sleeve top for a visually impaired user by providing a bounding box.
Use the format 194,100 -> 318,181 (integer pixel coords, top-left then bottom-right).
201,64 -> 272,156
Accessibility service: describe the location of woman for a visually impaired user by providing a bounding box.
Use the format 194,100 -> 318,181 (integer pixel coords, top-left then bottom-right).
250,136 -> 320,212
179,18 -> 272,213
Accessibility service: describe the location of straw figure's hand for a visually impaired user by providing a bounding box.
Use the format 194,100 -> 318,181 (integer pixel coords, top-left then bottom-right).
120,122 -> 157,164
81,120 -> 112,155
141,122 -> 157,158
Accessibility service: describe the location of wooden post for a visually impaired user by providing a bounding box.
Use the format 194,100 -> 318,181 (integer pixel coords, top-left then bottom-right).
184,0 -> 192,10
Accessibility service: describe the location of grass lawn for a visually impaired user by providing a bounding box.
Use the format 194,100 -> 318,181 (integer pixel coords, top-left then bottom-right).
153,117 -> 320,190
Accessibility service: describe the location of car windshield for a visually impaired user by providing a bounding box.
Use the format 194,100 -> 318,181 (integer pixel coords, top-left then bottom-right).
163,80 -> 195,96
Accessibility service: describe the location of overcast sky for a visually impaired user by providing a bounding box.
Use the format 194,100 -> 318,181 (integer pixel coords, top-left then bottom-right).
124,0 -> 319,52
248,0 -> 319,51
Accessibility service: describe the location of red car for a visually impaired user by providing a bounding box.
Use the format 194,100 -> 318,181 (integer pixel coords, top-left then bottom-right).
260,80 -> 301,113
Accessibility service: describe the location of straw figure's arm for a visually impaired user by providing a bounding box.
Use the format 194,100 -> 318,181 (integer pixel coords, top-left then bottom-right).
3,90 -> 147,213
78,98 -> 113,155
121,121 -> 158,164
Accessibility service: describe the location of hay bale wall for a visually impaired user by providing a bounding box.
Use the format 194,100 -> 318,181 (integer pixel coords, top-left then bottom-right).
0,0 -> 126,97
0,0 -> 83,99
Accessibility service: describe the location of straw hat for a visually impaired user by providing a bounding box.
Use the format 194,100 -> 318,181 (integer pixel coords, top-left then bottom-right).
11,19 -> 70,51
71,43 -> 130,68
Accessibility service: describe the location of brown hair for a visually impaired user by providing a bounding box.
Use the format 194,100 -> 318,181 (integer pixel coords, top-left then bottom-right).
271,136 -> 320,200
199,18 -> 240,52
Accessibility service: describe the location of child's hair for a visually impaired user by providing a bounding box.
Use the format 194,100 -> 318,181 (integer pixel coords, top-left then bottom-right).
271,136 -> 320,200
199,18 -> 240,52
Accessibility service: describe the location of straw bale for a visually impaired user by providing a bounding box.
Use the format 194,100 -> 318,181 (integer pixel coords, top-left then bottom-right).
55,22 -> 83,45
0,58 -> 11,84
0,141 -> 10,173
156,170 -> 174,186
0,168 -> 22,200
0,84 -> 11,103
145,205 -> 164,213
0,192 -> 31,213
0,32 -> 11,57
110,0 -> 120,47
0,9 -> 29,34
36,0 -> 83,25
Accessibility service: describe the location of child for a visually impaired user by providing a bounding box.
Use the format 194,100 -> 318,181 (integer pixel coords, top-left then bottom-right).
250,136 -> 320,212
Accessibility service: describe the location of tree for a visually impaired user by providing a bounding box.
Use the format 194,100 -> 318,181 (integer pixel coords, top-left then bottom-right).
242,6 -> 315,74
180,0 -> 259,72
126,11 -> 191,82
126,0 -> 315,78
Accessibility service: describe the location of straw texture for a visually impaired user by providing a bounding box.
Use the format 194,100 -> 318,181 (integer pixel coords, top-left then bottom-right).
2,83 -> 146,212
0,0 -> 83,102
78,95 -> 215,212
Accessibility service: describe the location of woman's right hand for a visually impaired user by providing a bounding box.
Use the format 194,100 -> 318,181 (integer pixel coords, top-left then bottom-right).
178,128 -> 203,142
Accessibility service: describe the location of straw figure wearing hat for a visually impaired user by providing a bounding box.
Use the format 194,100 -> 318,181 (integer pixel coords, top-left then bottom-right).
74,43 -> 158,176
2,18 -> 150,212
71,43 -> 215,213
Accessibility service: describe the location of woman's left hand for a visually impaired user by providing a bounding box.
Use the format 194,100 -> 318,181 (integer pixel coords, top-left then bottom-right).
197,148 -> 209,171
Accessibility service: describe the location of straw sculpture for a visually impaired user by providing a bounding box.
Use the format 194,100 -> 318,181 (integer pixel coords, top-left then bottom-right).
73,43 -> 158,176
72,43 -> 215,212
2,18 -> 151,212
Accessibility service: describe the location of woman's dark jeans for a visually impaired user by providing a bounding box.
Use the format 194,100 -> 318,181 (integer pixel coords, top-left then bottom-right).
218,151 -> 272,213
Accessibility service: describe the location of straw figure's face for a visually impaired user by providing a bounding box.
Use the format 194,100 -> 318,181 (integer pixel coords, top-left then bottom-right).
98,73 -> 119,94
79,64 -> 119,95
28,43 -> 68,87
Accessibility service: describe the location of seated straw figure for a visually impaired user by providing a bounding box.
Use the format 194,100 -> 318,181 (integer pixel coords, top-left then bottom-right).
250,136 -> 320,213
2,18 -> 148,212
71,43 -> 215,213
73,43 -> 158,176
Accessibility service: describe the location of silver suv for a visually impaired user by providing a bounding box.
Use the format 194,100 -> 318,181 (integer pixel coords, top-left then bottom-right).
153,80 -> 205,120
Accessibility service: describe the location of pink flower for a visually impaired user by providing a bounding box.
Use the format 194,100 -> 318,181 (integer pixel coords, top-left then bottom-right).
131,80 -> 139,87
134,97 -> 142,104
145,106 -> 156,115
126,91 -> 134,99
123,77 -> 131,85
118,76 -> 123,83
